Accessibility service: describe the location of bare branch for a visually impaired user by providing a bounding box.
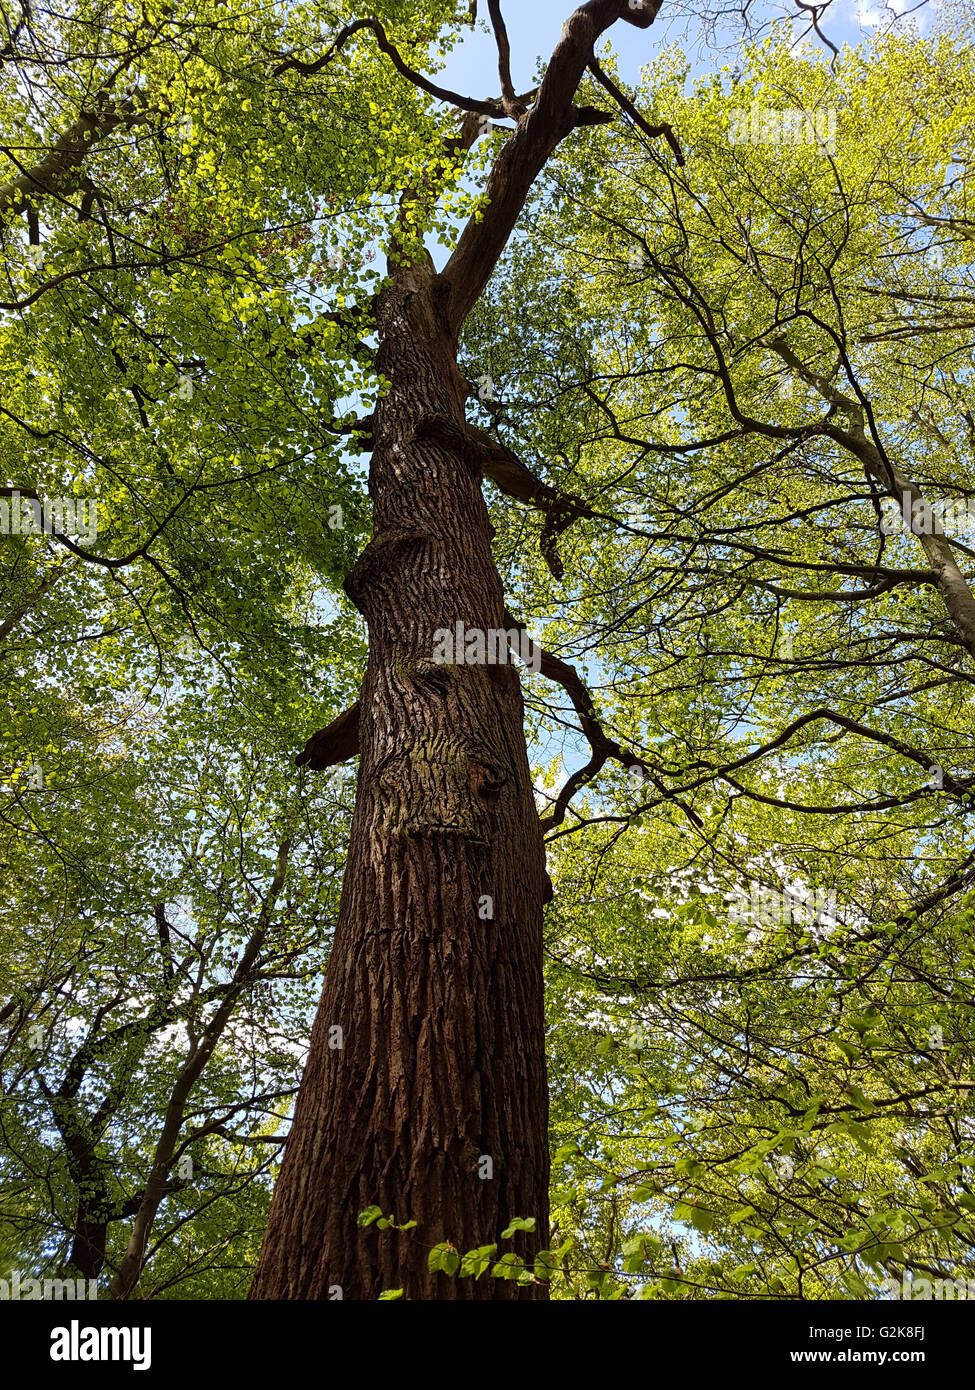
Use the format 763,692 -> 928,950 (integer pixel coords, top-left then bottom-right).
273,18 -> 507,118
441,0 -> 662,337
415,413 -> 601,577
502,607 -> 702,832
487,1 -> 526,117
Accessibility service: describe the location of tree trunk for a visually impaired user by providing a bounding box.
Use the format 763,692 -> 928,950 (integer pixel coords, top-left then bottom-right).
250,262 -> 551,1300
67,1207 -> 107,1282
250,0 -> 663,1302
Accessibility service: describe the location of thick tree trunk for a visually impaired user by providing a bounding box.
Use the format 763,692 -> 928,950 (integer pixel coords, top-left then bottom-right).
250,264 -> 551,1300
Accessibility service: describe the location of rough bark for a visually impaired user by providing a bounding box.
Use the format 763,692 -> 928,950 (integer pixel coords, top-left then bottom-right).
67,1211 -> 108,1281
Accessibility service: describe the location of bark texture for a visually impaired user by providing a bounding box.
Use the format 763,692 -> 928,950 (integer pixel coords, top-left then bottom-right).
67,1212 -> 108,1281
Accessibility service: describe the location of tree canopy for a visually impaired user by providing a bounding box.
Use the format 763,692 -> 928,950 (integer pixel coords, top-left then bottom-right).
2,0 -> 975,1301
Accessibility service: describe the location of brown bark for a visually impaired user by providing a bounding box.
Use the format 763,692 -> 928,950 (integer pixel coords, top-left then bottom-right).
296,702 -> 360,770
250,0 -> 664,1302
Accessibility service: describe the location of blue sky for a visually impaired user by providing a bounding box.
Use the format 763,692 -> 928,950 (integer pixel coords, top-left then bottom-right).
435,0 -> 934,101
437,1 -> 656,94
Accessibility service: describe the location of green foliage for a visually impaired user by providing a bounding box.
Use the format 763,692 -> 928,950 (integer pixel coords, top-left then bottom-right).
466,26 -> 975,1299
3,0 -> 974,1303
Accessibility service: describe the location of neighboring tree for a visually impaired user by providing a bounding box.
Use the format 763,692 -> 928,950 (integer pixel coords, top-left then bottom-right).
0,0 -> 366,1294
0,659 -> 348,1297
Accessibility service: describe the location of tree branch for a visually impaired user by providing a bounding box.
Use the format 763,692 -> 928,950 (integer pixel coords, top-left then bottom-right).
296,702 -> 360,770
440,0 -> 662,337
0,93 -> 150,224
502,607 -> 702,832
415,413 -> 601,577
487,1 -> 526,118
770,334 -> 975,657
273,18 -> 511,118
113,840 -> 292,1299
587,57 -> 684,164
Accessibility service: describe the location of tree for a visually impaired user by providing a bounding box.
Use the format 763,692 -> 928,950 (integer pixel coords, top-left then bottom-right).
0,640 -> 348,1296
3,0 -> 680,1302
5,0 -> 974,1305
250,0 -> 686,1305
0,0 -> 368,1294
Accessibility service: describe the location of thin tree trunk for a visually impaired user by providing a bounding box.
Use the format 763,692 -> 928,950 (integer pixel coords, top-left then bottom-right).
113,851 -> 289,1299
250,264 -> 551,1300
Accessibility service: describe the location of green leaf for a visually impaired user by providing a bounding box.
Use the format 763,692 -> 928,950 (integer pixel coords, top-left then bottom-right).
533,1250 -> 558,1281
554,1142 -> 581,1164
459,1244 -> 498,1279
427,1242 -> 460,1277
490,1252 -> 526,1280
501,1216 -> 536,1238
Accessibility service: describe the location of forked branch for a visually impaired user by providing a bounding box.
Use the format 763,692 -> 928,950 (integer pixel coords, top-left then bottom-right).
502,608 -> 703,832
